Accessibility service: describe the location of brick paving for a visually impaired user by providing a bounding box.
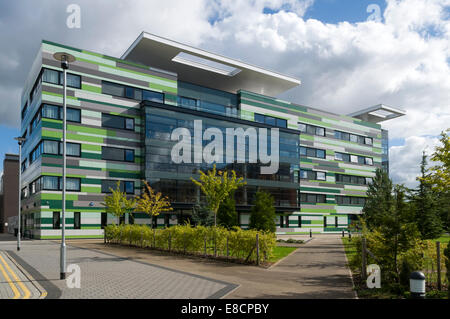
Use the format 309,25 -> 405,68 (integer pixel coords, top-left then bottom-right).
0,241 -> 237,299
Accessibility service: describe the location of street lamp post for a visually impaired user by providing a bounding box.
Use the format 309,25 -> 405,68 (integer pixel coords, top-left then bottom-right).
53,52 -> 76,280
14,137 -> 26,251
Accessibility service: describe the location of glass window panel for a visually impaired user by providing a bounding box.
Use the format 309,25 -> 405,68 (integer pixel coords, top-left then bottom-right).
316,149 -> 325,159
43,176 -> 59,190
342,132 -> 350,141
316,127 -> 325,136
316,172 -> 326,181
124,181 -> 134,194
66,74 -> 81,88
358,136 -> 365,144
43,140 -> 59,154
300,170 -> 308,179
298,123 -> 307,132
343,154 -> 350,162
42,104 -> 60,119
102,114 -> 124,129
365,137 -> 373,145
254,113 -> 265,124
350,155 -> 358,163
276,118 -> 287,128
143,90 -> 164,103
102,147 -> 125,161
125,149 -> 134,162
358,156 -> 365,165
307,194 -> 316,203
350,134 -> 358,143
102,81 -> 125,97
366,177 -> 373,184
265,116 -> 276,126
67,108 -> 81,122
335,153 -> 343,161
43,69 -> 60,84
125,118 -> 134,130
334,131 -> 342,139
65,178 -> 80,191
300,147 -> 307,156
66,143 -> 80,156
365,157 -> 373,165
306,125 -> 316,135
306,148 -> 316,157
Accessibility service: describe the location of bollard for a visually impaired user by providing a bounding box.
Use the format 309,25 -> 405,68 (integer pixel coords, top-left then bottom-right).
256,233 -> 260,266
226,236 -> 229,259
410,271 -> 426,299
436,242 -> 442,291
342,230 -> 345,238
349,231 -> 352,241
309,229 -> 312,238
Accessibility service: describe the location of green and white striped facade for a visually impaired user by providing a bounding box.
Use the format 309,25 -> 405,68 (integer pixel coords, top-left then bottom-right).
19,34 -> 398,238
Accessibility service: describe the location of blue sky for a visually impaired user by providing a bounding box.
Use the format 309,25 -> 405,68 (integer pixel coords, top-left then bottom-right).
0,0 -> 448,187
0,0 -> 391,168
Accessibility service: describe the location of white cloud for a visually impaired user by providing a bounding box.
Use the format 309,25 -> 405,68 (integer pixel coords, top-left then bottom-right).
389,135 -> 441,187
0,0 -> 449,186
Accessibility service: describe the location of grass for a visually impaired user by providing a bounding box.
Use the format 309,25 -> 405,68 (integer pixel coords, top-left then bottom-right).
268,246 -> 297,263
432,234 -> 450,244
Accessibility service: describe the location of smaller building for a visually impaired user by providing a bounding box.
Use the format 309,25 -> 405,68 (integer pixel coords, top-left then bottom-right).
0,154 -> 19,233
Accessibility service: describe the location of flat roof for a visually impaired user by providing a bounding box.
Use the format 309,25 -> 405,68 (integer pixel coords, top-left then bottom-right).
348,104 -> 406,123
121,32 -> 301,96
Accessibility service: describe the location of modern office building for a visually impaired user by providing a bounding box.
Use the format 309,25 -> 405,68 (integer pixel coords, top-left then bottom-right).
0,154 -> 19,233
19,32 -> 405,239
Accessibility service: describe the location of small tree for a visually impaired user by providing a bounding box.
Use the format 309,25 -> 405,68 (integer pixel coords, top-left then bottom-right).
413,152 -> 443,239
363,168 -> 394,229
249,191 -> 276,233
191,165 -> 246,226
190,204 -> 215,226
101,181 -> 136,225
217,194 -> 239,229
135,180 -> 173,221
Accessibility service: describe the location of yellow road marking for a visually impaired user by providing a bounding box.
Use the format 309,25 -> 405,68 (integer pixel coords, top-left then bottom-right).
0,256 -> 20,299
0,254 -> 31,299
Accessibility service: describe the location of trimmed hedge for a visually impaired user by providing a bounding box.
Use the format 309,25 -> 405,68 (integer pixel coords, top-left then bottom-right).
104,224 -> 276,264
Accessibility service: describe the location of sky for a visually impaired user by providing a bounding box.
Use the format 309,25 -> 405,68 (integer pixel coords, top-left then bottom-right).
0,0 -> 449,188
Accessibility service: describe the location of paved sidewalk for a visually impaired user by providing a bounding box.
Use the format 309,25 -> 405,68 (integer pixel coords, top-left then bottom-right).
68,235 -> 356,299
0,241 -> 237,299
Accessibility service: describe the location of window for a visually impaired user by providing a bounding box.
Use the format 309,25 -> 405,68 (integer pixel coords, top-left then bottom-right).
143,90 -> 164,103
74,212 -> 81,230
42,68 -> 81,89
65,143 -> 81,157
42,176 -> 59,190
335,216 -> 338,228
126,87 -> 143,100
334,130 -> 373,146
336,196 -> 366,206
21,103 -> 28,120
365,157 -> 373,165
62,178 -> 81,191
254,113 -> 287,128
335,152 -> 372,165
42,104 -> 60,119
298,216 -> 302,228
21,187 -> 28,199
350,155 -> 358,163
43,140 -> 59,155
102,146 -> 134,162
299,123 -> 326,136
102,113 -> 134,131
53,212 -> 61,230
102,81 -> 125,97
300,147 -> 326,159
300,193 -> 326,204
300,170 -> 326,181
101,213 -> 107,229
101,180 -> 134,194
66,108 -> 81,122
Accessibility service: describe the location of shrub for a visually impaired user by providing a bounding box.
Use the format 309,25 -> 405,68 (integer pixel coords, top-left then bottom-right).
249,192 -> 276,233
104,224 -> 277,264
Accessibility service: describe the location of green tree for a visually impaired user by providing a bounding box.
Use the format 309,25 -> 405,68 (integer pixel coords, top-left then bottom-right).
362,168 -> 394,229
191,165 -> 246,226
101,181 -> 136,225
412,152 -> 443,239
217,194 -> 239,229
135,180 -> 173,218
249,191 -> 276,232
190,204 -> 215,226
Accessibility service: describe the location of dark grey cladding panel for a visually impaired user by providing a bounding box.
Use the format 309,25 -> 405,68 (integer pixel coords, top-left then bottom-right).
42,156 -> 79,167
114,129 -> 143,140
328,125 -> 379,138
318,183 -> 344,189
299,140 -> 314,147
78,99 -> 140,115
116,62 -> 177,81
42,56 -> 99,73
41,84 -> 75,97
104,138 -> 142,148
77,194 -> 105,202
315,165 -> 345,172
